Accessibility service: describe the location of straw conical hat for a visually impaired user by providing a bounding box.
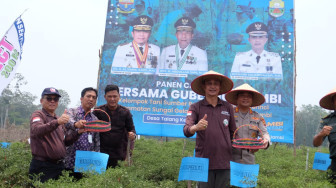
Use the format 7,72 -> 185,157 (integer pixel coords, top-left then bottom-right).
191,70 -> 233,96
319,87 -> 336,110
225,83 -> 265,107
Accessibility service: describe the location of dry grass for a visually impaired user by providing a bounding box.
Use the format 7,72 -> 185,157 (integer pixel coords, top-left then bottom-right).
0,126 -> 29,142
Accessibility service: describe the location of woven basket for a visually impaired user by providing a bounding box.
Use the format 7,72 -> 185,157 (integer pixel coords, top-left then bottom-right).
232,124 -> 264,149
83,109 -> 111,132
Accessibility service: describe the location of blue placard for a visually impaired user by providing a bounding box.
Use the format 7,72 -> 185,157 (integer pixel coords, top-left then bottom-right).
312,152 -> 331,171
230,161 -> 259,187
1,142 -> 10,148
74,151 -> 109,174
178,157 -> 209,182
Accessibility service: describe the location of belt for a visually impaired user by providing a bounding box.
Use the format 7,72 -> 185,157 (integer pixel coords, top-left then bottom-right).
33,155 -> 64,164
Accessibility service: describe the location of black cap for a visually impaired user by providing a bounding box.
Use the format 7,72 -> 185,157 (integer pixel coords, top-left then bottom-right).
174,17 -> 196,32
41,87 -> 61,97
246,22 -> 268,36
132,15 -> 153,31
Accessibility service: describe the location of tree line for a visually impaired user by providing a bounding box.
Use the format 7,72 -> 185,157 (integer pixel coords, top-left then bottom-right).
0,74 -> 331,147
0,73 -> 70,128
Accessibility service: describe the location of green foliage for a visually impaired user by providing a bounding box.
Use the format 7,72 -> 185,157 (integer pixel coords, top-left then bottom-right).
0,73 -> 38,127
1,139 -> 335,187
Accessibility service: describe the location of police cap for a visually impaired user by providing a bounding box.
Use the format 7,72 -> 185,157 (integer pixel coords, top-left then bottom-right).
174,17 -> 196,32
132,15 -> 153,31
246,22 -> 268,36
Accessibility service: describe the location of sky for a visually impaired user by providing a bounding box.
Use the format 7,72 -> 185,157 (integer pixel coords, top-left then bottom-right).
0,0 -> 335,108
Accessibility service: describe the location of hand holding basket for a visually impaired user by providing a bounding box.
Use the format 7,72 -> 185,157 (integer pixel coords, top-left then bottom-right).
232,124 -> 265,149
83,109 -> 111,132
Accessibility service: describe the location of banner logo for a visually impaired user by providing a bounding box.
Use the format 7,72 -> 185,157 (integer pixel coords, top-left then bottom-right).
269,0 -> 285,17
117,0 -> 135,14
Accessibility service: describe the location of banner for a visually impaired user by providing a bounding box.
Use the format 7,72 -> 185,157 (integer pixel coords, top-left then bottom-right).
98,0 -> 295,143
0,16 -> 25,95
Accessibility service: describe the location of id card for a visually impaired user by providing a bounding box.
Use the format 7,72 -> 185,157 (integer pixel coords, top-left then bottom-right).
88,134 -> 93,143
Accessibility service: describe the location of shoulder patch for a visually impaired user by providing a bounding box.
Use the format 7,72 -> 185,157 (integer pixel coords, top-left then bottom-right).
261,117 -> 266,126
187,111 -> 192,116
32,117 -> 41,122
269,52 -> 279,57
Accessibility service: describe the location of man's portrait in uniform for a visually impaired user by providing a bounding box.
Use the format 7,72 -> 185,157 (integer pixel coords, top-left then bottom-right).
159,17 -> 208,74
111,15 -> 160,74
230,22 -> 283,80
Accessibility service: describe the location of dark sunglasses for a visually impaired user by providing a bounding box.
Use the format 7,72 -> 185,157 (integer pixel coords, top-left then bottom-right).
45,96 -> 59,102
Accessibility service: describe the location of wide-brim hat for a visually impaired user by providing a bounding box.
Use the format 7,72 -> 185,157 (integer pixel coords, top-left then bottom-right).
319,87 -> 336,110
225,83 -> 265,107
191,70 -> 233,96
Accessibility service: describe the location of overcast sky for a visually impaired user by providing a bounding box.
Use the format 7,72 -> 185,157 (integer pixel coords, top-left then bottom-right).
0,0 -> 335,108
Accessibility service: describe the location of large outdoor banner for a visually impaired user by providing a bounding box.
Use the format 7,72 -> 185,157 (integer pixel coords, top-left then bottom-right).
97,0 -> 294,143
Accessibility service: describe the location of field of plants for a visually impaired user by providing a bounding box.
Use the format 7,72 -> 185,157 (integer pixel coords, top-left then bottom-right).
0,138 -> 334,188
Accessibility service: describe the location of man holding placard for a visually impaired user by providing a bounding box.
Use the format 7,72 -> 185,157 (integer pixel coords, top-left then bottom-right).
225,83 -> 270,164
64,87 -> 100,180
184,70 -> 236,187
313,87 -> 336,184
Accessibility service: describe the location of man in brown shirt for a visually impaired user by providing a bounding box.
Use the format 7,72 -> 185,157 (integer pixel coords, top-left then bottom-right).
184,70 -> 236,188
94,84 -> 136,168
29,87 -> 83,182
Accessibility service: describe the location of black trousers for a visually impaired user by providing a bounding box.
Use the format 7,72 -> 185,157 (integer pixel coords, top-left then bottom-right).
328,158 -> 336,184
29,159 -> 64,183
198,169 -> 230,188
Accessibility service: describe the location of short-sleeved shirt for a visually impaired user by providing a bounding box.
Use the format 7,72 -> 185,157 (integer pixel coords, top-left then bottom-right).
319,112 -> 336,159
183,98 -> 236,170
64,106 -> 100,169
94,104 -> 136,159
232,107 -> 270,164
30,109 -> 79,160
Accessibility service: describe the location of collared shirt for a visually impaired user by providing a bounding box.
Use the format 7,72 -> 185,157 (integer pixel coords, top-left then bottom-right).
183,98 -> 236,170
231,49 -> 282,76
232,107 -> 270,164
64,106 -> 100,169
319,112 -> 336,159
160,44 -> 208,71
94,104 -> 136,159
111,42 -> 160,69
30,109 -> 79,161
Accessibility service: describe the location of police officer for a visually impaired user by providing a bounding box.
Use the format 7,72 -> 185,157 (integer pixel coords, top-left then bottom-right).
111,15 -> 160,73
159,17 -> 208,73
313,87 -> 336,184
230,22 -> 283,79
225,83 -> 270,164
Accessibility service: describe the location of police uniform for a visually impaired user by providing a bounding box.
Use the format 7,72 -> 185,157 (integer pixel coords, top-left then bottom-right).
159,17 -> 208,72
230,22 -> 283,78
232,107 -> 270,164
111,15 -> 160,73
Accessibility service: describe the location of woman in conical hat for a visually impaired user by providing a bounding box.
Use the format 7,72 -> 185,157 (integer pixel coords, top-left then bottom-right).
314,87 -> 336,184
225,83 -> 270,164
184,70 -> 236,187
